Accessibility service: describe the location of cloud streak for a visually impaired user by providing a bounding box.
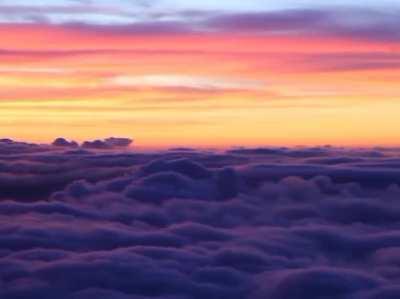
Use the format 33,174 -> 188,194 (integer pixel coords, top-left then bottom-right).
107,74 -> 265,91
206,8 -> 400,42
1,4 -> 399,43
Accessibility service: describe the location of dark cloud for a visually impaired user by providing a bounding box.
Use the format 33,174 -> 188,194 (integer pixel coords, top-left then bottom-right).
253,267 -> 381,299
228,146 -> 329,158
81,139 -> 112,149
207,9 -> 329,32
299,52 -> 400,72
206,8 -> 400,42
65,21 -> 195,35
81,137 -> 132,149
2,140 -> 400,298
140,158 -> 212,179
5,6 -> 397,44
104,137 -> 133,148
46,8 -> 396,43
52,138 -> 78,148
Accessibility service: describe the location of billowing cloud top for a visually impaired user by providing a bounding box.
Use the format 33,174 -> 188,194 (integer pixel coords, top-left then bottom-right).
2,139 -> 400,298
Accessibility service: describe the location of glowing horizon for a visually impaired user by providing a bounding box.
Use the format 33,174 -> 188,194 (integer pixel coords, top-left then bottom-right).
1,2 -> 400,147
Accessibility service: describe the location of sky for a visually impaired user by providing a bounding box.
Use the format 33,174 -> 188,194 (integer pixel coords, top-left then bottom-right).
0,0 -> 399,148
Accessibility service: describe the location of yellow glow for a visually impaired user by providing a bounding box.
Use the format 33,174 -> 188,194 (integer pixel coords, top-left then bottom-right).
0,24 -> 399,147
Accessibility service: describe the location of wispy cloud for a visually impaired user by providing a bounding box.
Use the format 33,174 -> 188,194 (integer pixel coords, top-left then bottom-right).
206,8 -> 400,42
0,2 -> 399,43
107,74 -> 265,91
0,67 -> 74,74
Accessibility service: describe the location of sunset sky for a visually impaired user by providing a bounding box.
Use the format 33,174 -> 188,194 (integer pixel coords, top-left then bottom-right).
0,0 -> 399,148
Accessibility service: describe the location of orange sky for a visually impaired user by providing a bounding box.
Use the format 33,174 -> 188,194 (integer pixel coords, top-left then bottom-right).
1,24 -> 399,148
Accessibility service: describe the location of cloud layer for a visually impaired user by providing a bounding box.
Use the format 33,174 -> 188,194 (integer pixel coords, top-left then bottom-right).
2,139 -> 400,298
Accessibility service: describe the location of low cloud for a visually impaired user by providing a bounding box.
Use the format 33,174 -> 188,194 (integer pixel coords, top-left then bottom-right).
61,137 -> 134,149
52,138 -> 79,147
104,137 -> 133,148
1,140 -> 400,298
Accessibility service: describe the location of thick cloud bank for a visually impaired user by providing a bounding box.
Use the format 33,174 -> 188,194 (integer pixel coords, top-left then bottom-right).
1,139 -> 400,298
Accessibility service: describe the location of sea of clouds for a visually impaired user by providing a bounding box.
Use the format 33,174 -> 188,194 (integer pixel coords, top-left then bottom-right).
1,138 -> 400,299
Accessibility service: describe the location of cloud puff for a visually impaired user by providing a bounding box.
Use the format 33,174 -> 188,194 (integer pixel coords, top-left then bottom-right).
81,137 -> 133,149
253,267 -> 381,299
2,140 -> 400,298
104,137 -> 133,148
140,158 -> 212,179
82,139 -> 112,149
52,138 -> 79,147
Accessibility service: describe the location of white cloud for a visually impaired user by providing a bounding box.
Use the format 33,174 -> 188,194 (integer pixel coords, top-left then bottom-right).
107,74 -> 264,91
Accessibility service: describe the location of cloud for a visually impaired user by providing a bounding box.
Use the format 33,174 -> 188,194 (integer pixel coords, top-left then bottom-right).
298,52 -> 400,72
0,3 -> 399,45
0,3 -> 136,24
140,158 -> 212,179
253,267 -> 381,299
207,9 -> 329,32
104,137 -> 133,148
228,147 -> 329,158
81,137 -> 133,149
81,139 -> 112,149
0,67 -> 74,74
52,138 -> 78,147
107,74 -> 265,91
2,139 -> 400,298
206,8 -> 400,42
24,7 -> 399,44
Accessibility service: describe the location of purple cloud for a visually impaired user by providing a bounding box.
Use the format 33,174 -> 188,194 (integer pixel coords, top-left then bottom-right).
52,138 -> 79,147
2,139 -> 400,298
81,137 -> 133,149
206,8 -> 400,42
